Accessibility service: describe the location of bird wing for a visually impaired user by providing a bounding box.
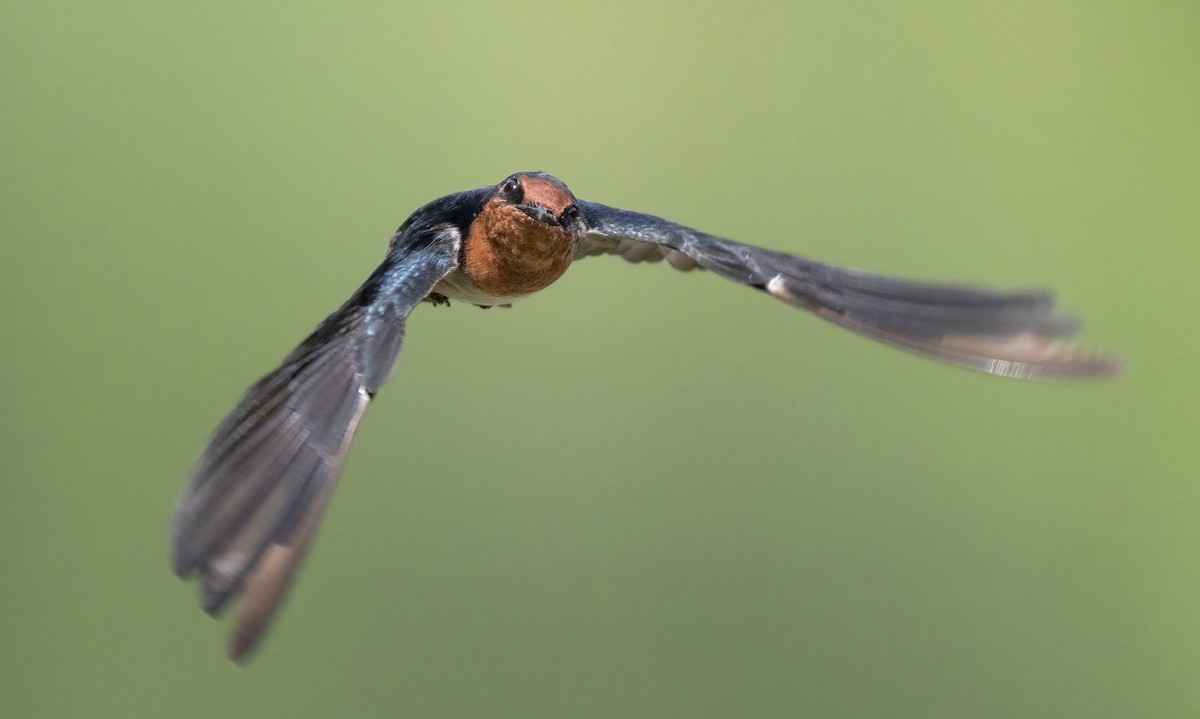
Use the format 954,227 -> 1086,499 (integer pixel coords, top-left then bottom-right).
576,201 -> 1118,379
171,223 -> 462,662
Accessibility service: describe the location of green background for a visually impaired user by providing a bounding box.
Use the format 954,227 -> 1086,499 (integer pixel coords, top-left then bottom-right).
3,1 -> 1197,716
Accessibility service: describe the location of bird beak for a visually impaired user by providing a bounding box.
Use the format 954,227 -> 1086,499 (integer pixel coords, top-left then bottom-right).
517,204 -> 559,227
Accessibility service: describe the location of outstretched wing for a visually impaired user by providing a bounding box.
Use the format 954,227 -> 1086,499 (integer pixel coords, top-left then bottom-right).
172,224 -> 461,662
576,201 -> 1118,379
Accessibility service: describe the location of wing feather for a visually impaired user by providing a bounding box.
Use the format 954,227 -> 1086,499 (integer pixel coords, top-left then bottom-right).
577,201 -> 1118,378
172,225 -> 461,661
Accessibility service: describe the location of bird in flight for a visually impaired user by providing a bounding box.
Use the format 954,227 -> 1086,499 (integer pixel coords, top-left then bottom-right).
172,171 -> 1118,662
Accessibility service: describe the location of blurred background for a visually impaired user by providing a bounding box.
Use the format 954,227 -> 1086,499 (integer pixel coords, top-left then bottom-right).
2,1 -> 1198,717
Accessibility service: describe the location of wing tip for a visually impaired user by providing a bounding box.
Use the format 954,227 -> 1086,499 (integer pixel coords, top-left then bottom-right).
202,580 -> 233,617
1030,350 -> 1125,381
228,625 -> 261,665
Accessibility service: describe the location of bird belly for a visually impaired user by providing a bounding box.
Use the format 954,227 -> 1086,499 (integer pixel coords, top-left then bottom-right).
432,270 -> 528,307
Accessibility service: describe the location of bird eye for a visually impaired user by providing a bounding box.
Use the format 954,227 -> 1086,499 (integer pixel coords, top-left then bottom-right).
500,176 -> 523,203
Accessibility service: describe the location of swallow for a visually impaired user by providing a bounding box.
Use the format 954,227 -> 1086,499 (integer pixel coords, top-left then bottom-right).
172,171 -> 1119,662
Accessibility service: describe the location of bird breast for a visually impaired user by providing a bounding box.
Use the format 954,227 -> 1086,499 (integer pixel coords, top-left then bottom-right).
454,198 -> 576,304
